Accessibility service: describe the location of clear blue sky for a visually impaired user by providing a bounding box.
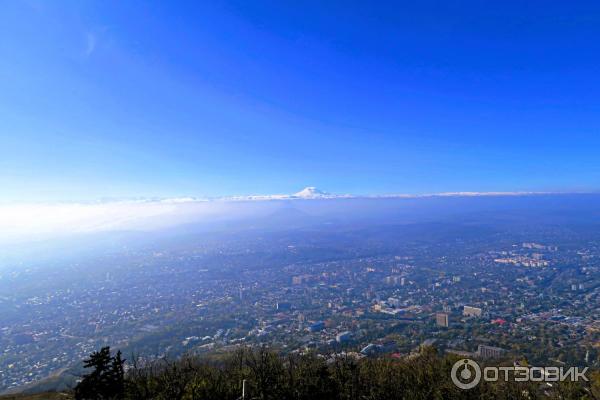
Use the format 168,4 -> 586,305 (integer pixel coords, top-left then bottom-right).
1,1 -> 600,201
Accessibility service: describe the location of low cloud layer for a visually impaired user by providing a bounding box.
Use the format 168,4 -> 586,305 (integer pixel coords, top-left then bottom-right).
0,199 -> 243,244
0,190 -> 565,244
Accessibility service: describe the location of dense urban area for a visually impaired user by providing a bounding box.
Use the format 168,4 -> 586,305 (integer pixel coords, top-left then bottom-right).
1,213 -> 599,394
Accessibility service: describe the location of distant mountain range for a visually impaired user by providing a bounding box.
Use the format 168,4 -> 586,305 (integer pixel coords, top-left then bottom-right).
1,189 -> 594,245
157,187 -> 568,203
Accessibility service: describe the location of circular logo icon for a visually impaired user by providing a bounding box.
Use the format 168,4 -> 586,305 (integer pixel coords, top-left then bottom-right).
451,359 -> 481,390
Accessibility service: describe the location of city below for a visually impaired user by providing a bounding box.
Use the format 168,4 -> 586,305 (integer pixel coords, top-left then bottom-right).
1,194 -> 598,394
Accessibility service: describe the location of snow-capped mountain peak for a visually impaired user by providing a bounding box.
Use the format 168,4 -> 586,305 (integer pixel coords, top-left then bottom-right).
293,187 -> 329,198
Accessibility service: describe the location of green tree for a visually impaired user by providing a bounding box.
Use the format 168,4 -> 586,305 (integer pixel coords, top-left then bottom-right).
75,346 -> 126,400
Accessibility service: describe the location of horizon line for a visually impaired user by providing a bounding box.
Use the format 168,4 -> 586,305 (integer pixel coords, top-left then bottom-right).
1,189 -> 598,206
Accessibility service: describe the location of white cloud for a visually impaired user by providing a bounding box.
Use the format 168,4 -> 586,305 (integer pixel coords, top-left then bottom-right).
0,189 -> 566,243
84,33 -> 96,56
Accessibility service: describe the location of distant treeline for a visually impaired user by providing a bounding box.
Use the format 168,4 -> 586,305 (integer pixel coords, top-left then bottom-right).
72,346 -> 596,400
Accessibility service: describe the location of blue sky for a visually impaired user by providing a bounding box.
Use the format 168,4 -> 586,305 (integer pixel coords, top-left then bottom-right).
1,1 -> 600,201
